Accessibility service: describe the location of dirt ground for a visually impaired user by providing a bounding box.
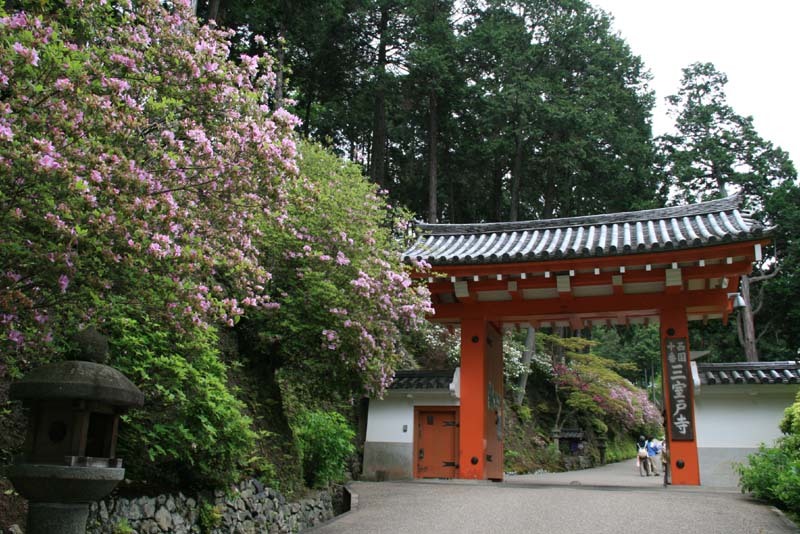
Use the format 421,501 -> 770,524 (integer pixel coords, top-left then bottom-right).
0,378 -> 27,530
0,477 -> 26,531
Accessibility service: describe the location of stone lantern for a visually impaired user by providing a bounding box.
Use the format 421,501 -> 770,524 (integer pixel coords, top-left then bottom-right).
7,328 -> 144,534
597,434 -> 608,465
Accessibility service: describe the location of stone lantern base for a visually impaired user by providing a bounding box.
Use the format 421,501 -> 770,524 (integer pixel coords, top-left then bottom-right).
27,502 -> 92,534
8,463 -> 125,534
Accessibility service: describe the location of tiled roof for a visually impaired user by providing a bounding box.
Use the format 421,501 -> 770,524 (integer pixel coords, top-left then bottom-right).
696,361 -> 800,385
403,195 -> 767,266
389,370 -> 454,390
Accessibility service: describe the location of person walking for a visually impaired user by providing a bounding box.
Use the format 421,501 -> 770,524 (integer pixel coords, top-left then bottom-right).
636,435 -> 650,476
646,436 -> 661,476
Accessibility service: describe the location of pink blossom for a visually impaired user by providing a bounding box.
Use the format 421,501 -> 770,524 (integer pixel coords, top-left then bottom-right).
58,274 -> 69,293
322,329 -> 338,342
12,42 -> 39,66
2,12 -> 29,30
37,154 -> 60,171
8,330 -> 24,347
239,54 -> 259,73
54,78 -> 74,91
0,122 -> 12,141
109,53 -> 136,69
335,251 -> 350,265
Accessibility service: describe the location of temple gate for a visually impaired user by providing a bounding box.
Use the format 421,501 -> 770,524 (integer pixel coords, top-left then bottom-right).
402,195 -> 770,485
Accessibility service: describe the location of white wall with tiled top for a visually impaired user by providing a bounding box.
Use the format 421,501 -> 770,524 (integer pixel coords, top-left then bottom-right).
362,390 -> 459,480
694,384 -> 797,448
365,392 -> 459,444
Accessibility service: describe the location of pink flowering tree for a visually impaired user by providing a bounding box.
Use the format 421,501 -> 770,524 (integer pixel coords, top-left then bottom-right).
0,0 -> 298,371
242,142 -> 433,405
0,0 -> 298,487
536,333 -> 662,437
1,0 -> 434,487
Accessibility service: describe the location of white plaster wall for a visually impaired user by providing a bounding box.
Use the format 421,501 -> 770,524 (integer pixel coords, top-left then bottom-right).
365,392 -> 459,444
694,385 -> 798,448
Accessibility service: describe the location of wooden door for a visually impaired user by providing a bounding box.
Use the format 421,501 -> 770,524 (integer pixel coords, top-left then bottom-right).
415,407 -> 458,479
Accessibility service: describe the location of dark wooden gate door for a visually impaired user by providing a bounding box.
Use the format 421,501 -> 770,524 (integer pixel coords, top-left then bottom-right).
415,407 -> 458,478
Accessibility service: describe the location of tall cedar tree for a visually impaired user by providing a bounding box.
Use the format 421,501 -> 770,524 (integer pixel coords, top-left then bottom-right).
207,0 -> 660,223
658,62 -> 798,361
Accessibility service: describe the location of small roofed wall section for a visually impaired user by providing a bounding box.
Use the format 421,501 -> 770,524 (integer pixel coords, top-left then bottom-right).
693,361 -> 800,488
363,389 -> 458,481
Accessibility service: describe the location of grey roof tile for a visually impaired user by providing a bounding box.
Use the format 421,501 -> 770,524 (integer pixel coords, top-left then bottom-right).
389,370 -> 453,390
697,361 -> 800,385
403,195 -> 768,266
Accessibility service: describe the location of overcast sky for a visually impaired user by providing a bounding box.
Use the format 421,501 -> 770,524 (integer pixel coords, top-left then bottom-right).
590,0 -> 800,167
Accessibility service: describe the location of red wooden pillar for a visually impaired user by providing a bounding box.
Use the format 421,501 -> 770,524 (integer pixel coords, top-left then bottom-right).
660,305 -> 701,485
484,323 -> 504,481
459,318 -> 487,479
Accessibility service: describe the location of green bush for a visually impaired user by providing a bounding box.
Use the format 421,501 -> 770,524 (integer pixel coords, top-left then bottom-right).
738,391 -> 800,514
198,502 -> 223,533
293,410 -> 355,488
515,405 -> 533,424
738,439 -> 800,513
603,433 -> 637,463
112,519 -> 134,534
108,303 -> 257,489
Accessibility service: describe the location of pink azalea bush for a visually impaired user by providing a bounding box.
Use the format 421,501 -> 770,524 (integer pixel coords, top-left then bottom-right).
251,143 -> 433,401
0,0 -> 432,487
540,333 -> 662,435
0,0 -> 296,368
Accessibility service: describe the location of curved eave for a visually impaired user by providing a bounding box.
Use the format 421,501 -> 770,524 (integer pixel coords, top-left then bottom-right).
405,231 -> 771,267
403,195 -> 771,267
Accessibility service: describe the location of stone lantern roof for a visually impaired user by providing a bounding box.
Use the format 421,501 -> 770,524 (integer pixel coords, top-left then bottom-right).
10,360 -> 144,407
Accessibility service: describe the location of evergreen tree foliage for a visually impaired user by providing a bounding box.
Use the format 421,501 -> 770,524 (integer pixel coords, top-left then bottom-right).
658,62 -> 799,361
208,0 -> 661,223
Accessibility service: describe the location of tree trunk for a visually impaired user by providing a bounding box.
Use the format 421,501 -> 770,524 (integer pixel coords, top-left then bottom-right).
208,0 -> 221,21
513,326 -> 536,406
427,89 -> 438,223
448,156 -> 456,222
274,25 -> 286,107
370,5 -> 388,188
541,168 -> 556,219
739,275 -> 759,362
509,132 -> 523,222
493,160 -> 503,222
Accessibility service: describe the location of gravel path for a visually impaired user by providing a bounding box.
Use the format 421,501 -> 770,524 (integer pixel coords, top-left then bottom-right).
311,461 -> 797,534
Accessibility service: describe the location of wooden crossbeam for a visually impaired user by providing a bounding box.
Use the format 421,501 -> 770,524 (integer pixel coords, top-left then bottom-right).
426,261 -> 753,294
429,289 -> 726,321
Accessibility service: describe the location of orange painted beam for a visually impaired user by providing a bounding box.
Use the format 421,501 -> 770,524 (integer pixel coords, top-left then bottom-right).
416,240 -> 766,279
425,261 -> 754,294
429,289 -> 729,321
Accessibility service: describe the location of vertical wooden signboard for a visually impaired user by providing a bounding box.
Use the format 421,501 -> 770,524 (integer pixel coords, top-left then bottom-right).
665,337 -> 694,441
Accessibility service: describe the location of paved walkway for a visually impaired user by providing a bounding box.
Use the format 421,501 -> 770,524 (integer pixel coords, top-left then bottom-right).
310,460 -> 798,534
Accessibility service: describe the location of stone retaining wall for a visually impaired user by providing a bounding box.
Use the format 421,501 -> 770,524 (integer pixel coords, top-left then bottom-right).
85,479 -> 342,534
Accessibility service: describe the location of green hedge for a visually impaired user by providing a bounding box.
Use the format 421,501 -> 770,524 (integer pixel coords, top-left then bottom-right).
108,304 -> 257,489
738,390 -> 800,514
293,410 -> 355,488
